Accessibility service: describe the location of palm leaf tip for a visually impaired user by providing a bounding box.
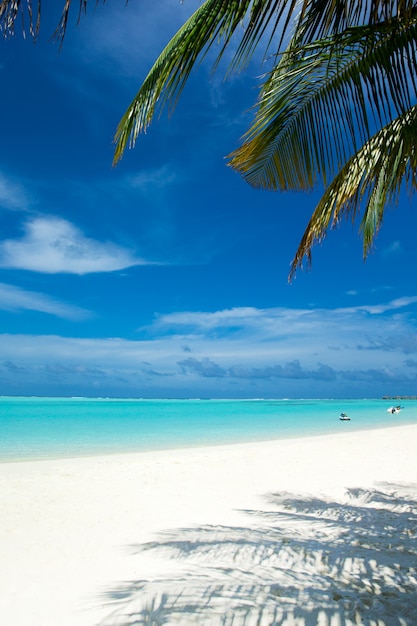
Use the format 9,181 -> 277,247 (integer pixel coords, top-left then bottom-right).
289,107 -> 417,281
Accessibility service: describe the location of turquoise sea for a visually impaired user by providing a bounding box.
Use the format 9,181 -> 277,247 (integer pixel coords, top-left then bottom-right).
1,397 -> 416,462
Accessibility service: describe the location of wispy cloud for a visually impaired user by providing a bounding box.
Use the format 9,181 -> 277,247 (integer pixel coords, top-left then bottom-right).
0,216 -> 148,274
0,172 -> 30,210
334,296 -> 417,315
0,283 -> 91,320
382,240 -> 403,256
150,298 -> 417,340
127,166 -> 178,191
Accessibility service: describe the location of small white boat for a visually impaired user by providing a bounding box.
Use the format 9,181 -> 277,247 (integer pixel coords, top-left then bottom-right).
339,412 -> 350,421
387,405 -> 402,414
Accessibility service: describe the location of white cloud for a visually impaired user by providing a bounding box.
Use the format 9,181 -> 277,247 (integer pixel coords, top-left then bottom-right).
151,298 -> 417,337
0,283 -> 91,320
147,299 -> 417,369
152,307 -> 272,331
0,216 -> 147,274
335,296 -> 417,315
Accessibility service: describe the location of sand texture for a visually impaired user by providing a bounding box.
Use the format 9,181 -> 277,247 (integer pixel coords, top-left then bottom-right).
1,424 -> 417,625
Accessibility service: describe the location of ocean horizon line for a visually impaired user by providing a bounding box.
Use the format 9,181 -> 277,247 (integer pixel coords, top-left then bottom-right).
0,395 -> 404,401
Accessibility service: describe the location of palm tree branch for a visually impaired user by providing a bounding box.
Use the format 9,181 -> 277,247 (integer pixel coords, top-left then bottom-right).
0,0 -> 95,40
2,1 -> 414,42
229,17 -> 417,191
295,0 -> 417,44
113,0 -> 305,164
0,0 -> 41,37
288,106 -> 417,281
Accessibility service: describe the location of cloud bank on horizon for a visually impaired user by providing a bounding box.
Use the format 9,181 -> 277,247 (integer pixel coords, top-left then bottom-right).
1,298 -> 417,398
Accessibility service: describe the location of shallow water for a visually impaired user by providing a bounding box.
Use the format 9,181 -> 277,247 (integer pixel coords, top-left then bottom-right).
0,396 -> 416,461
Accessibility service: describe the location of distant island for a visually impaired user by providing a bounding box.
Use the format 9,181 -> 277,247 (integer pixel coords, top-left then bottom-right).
382,396 -> 417,400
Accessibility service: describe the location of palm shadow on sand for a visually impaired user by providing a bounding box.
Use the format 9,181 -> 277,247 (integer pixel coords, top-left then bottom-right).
99,482 -> 417,625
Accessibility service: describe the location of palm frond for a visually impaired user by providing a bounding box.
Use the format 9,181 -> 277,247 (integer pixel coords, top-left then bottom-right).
0,1 -> 96,41
53,1 -> 89,44
113,0 -> 302,164
288,106 -> 417,281
295,0 -> 417,43
0,0 -> 41,38
229,17 -> 417,191
112,1 -> 417,164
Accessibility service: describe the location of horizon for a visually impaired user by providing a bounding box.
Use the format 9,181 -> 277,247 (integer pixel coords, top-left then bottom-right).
1,395 -> 415,401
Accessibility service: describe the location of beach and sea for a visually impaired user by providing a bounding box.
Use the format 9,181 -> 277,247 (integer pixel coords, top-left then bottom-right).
1,397 -> 417,625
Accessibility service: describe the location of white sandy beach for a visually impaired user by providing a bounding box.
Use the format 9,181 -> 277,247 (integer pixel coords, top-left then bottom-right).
1,424 -> 417,626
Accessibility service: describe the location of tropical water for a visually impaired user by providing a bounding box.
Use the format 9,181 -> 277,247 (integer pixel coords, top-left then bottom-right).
1,396 -> 416,462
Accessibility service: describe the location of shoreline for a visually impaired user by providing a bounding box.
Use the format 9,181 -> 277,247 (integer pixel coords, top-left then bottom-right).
1,424 -> 417,625
2,415 -> 416,464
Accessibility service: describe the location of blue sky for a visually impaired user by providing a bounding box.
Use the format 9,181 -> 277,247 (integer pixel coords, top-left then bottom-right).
0,1 -> 416,398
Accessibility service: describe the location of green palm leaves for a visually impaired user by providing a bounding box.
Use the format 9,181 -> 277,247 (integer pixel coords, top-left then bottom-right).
113,0 -> 294,163
229,9 -> 417,275
3,1 -> 416,277
0,1 -> 94,42
289,107 -> 417,278
112,1 -> 417,278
